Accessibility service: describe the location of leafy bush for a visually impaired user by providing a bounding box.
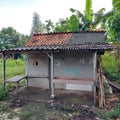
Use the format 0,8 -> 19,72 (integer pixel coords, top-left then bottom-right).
113,103 -> 120,118
0,86 -> 8,100
102,52 -> 120,81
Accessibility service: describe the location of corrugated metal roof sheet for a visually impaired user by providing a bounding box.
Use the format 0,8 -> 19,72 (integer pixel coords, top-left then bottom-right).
0,44 -> 114,53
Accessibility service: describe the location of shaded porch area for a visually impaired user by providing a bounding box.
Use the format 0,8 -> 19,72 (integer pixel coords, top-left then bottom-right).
9,87 -> 95,106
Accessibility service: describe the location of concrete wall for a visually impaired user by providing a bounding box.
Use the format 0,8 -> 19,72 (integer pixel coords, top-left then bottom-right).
54,51 -> 95,91
54,51 -> 94,78
26,51 -> 96,91
27,53 -> 49,89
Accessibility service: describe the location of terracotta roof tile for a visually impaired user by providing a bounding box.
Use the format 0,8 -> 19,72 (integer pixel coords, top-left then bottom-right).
25,33 -> 72,47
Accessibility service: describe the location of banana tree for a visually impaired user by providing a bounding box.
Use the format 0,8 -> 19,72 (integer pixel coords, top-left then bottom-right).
70,0 -> 112,31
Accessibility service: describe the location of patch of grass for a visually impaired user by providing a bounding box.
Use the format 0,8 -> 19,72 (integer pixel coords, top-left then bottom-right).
0,59 -> 25,88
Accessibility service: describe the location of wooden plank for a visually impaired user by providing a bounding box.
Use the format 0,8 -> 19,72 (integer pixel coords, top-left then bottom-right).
54,77 -> 94,81
27,75 -> 48,78
53,79 -> 94,85
5,75 -> 26,83
2,53 -> 6,90
108,81 -> 120,90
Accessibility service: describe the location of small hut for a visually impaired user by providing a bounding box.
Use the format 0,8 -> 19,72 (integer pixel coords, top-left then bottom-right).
0,31 -> 113,104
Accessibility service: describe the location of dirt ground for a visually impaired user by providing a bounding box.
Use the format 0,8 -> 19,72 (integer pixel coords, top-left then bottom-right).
0,87 -> 120,120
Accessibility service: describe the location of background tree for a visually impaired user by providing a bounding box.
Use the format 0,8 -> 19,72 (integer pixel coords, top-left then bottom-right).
107,0 -> 120,43
45,20 -> 54,33
54,16 -> 79,32
17,34 -> 30,47
0,27 -> 19,50
31,12 -> 46,34
69,15 -> 79,31
54,18 -> 70,32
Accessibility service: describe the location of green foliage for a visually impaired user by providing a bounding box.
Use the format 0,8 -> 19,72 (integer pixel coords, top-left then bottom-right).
0,27 -> 30,50
101,52 -> 120,81
70,0 -> 111,31
113,103 -> 120,118
0,27 -> 19,50
17,34 -> 30,47
84,0 -> 92,22
0,86 -> 8,100
96,103 -> 120,119
69,15 -> 79,32
45,20 -> 54,33
54,16 -> 79,32
107,0 -> 120,42
54,18 -> 71,32
0,59 -> 25,85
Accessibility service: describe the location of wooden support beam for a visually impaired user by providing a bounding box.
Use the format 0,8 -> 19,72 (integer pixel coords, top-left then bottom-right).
93,52 -> 97,104
98,55 -> 105,108
2,53 -> 6,90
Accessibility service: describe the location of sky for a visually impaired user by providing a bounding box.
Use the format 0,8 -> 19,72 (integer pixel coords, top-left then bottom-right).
0,0 -> 113,35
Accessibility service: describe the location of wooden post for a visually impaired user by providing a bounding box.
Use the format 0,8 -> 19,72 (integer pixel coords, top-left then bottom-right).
93,52 -> 97,104
98,55 -> 105,108
50,52 -> 55,98
26,54 -> 29,87
2,53 -> 6,90
48,58 -> 51,89
46,52 -> 55,98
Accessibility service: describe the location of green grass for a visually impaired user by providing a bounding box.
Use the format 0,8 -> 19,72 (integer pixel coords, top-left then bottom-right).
0,59 -> 25,85
96,103 -> 120,120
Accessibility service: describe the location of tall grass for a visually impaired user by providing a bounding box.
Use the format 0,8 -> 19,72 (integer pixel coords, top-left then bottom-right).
0,59 -> 25,85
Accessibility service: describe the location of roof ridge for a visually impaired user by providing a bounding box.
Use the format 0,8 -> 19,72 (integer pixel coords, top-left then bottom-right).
33,31 -> 106,36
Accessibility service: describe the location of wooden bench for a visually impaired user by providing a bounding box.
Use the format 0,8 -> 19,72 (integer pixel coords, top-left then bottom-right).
5,75 -> 27,97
